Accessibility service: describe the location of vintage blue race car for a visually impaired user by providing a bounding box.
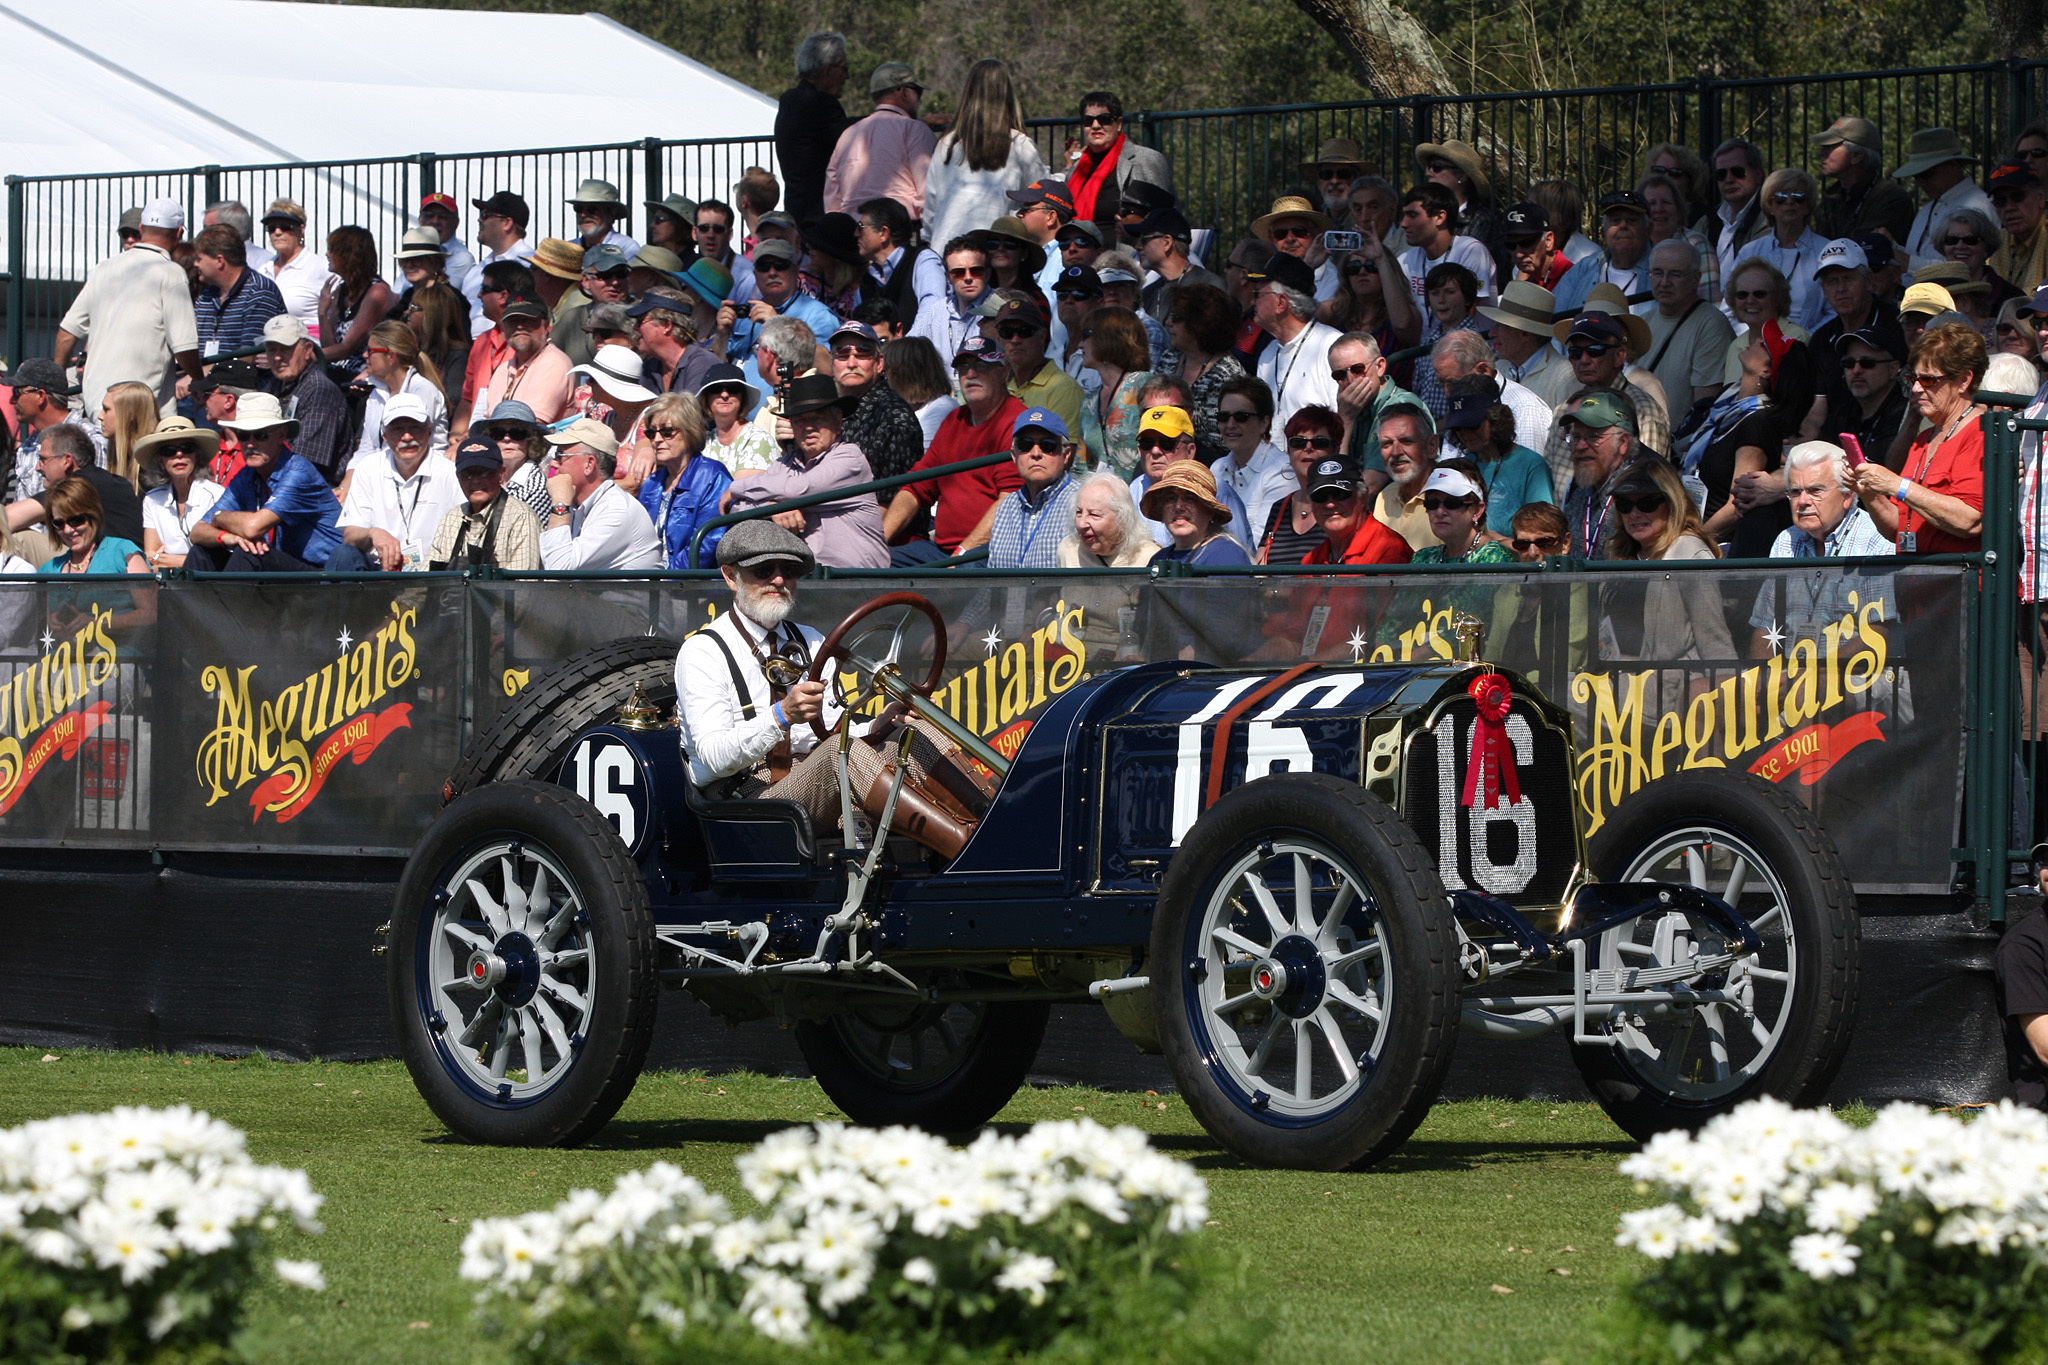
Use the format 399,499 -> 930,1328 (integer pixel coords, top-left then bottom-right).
388,591 -> 1860,1170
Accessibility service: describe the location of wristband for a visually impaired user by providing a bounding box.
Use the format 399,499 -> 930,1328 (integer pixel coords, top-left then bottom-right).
772,701 -> 786,729
1892,479 -> 1913,505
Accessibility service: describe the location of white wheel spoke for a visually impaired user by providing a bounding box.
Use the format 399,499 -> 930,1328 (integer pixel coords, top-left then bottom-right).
1245,1013 -> 1286,1072
1685,847 -> 1707,890
1744,964 -> 1790,982
440,975 -> 478,994
545,947 -> 589,971
1317,880 -> 1358,943
1211,925 -> 1269,960
466,878 -> 511,937
1703,1004 -> 1731,1082
442,922 -> 492,953
1324,977 -> 1382,1024
1214,989 -> 1263,1015
1749,1015 -> 1774,1048
1314,1008 -> 1359,1082
1722,859 -> 1749,908
1748,903 -> 1787,934
531,995 -> 575,1062
1241,871 -> 1291,939
485,1011 -> 514,1077
499,858 -> 529,932
1326,939 -> 1383,973
1293,1018 -> 1314,1101
518,1007 -> 545,1079
544,977 -> 590,1015
1292,854 -> 1315,934
457,998 -> 502,1048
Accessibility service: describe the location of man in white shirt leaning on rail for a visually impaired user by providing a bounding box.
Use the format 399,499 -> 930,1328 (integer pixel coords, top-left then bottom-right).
539,418 -> 662,570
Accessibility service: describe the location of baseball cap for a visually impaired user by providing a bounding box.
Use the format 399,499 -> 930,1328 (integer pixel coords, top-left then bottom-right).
118,207 -> 142,234
1243,251 -> 1316,296
262,314 -> 313,347
420,192 -> 459,216
1442,380 -> 1501,429
1053,265 -> 1104,297
382,394 -> 433,429
828,320 -> 882,349
1815,239 -> 1869,275
752,238 -> 798,266
1501,202 -> 1550,243
1565,312 -> 1629,346
139,198 -> 185,231
1095,261 -> 1142,287
192,360 -> 264,396
453,434 -> 502,472
1835,326 -> 1906,362
1055,221 -> 1104,247
1854,233 -> 1896,272
581,243 -> 631,274
1118,181 -> 1175,218
4,357 -> 66,394
1137,405 -> 1195,440
756,209 -> 799,234
1007,179 -> 1077,216
1135,206 -> 1192,240
498,293 -> 549,322
953,337 -> 1006,368
1990,158 -> 2041,193
1560,390 -> 1638,433
1898,281 -> 1957,318
1305,457 -> 1363,498
987,291 -> 1049,328
1422,466 -> 1485,502
544,416 -> 620,458
868,60 -> 924,95
1812,116 -> 1882,151
472,191 -> 530,231
1012,407 -> 1070,441
1596,189 -> 1649,218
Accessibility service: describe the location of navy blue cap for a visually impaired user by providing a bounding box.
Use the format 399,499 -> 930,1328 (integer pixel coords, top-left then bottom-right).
829,319 -> 881,348
1853,232 -> 1896,272
1244,250 -> 1316,296
1012,407 -> 1069,441
1053,264 -> 1103,296
454,434 -> 502,472
1442,381 -> 1500,429
1135,206 -> 1191,240
954,336 -> 1006,367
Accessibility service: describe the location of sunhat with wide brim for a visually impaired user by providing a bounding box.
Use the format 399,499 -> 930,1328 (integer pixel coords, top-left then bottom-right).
1477,281 -> 1561,338
1298,137 -> 1374,180
1416,140 -> 1491,198
570,344 -> 659,404
132,416 -> 220,461
1140,460 -> 1233,526
1250,195 -> 1335,242
1552,282 -> 1652,355
216,391 -> 300,438
531,238 -> 585,281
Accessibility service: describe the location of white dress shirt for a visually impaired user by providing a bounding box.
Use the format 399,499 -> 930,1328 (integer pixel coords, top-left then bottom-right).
675,609 -> 842,786
1495,374 -> 1560,461
258,249 -> 336,340
1209,440 -> 1297,539
539,478 -> 662,570
142,479 -> 226,555
1255,318 -> 1343,433
338,449 -> 465,568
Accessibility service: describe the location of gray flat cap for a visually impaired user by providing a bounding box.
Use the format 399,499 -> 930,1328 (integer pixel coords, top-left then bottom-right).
716,518 -> 816,571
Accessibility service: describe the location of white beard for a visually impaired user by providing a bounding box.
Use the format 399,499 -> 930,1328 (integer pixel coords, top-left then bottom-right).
737,581 -> 794,629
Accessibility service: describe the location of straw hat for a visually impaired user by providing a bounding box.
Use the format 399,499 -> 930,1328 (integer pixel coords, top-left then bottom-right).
1299,137 -> 1374,179
132,415 -> 220,461
531,238 -> 585,281
1553,282 -> 1651,355
1141,460 -> 1233,526
1250,195 -> 1334,242
1416,139 -> 1490,198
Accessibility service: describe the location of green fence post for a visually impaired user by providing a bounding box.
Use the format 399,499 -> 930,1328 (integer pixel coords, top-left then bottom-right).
6,177 -> 23,369
417,152 -> 437,199
1978,408 -> 2022,920
200,166 -> 221,223
643,136 -> 663,217
1699,79 -> 1722,162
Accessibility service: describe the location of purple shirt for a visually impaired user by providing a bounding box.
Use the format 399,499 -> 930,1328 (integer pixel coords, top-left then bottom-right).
725,439 -> 889,569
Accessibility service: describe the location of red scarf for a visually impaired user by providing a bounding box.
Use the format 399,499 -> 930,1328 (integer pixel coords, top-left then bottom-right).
1069,135 -> 1125,222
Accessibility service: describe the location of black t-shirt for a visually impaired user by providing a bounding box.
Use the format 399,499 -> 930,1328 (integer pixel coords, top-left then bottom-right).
39,462 -> 145,549
1995,910 -> 2048,1109
1698,407 -> 1792,558
1810,305 -> 1903,411
1821,386 -> 1911,468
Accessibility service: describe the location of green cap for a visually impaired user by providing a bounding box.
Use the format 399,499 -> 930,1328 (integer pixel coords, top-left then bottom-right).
1561,390 -> 1637,434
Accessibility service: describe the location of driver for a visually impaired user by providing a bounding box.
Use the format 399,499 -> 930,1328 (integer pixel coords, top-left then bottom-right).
674,519 -> 978,857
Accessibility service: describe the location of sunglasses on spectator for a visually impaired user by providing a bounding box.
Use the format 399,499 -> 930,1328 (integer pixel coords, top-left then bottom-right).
1649,163 -> 1682,177
1942,234 -> 1982,247
1330,362 -> 1374,382
1510,534 -> 1564,552
1343,260 -> 1378,275
484,426 -> 530,441
2022,147 -> 2048,160
1611,494 -> 1668,514
948,265 -> 989,280
1316,167 -> 1351,180
1566,343 -> 1615,359
695,221 -> 731,234
1731,288 -> 1773,301
1080,114 -> 1118,127
1015,437 -> 1067,455
996,323 -> 1041,340
1060,237 -> 1094,250
1770,191 -> 1808,204
646,425 -> 685,440
1309,489 -> 1355,504
831,341 -> 878,358
1137,435 -> 1185,453
158,443 -> 199,459
1841,354 -> 1895,369
1911,370 -> 1958,387
1714,165 -> 1752,179
755,261 -> 795,275
1216,408 -> 1259,423
1269,225 -> 1316,241
1287,435 -> 1335,450
55,516 -> 93,531
704,387 -> 745,402
1426,159 -> 1457,174
1422,494 -> 1479,512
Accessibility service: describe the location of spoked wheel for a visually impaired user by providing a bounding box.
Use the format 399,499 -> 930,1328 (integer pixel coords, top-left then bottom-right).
1152,775 -> 1459,1171
390,781 -> 658,1146
795,971 -> 1048,1131
1577,772 -> 1859,1141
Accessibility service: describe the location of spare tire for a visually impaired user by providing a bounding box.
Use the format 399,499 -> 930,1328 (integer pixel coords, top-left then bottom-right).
446,636 -> 679,800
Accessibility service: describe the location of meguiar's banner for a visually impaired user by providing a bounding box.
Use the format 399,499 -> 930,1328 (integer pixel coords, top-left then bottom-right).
0,566 -> 1968,890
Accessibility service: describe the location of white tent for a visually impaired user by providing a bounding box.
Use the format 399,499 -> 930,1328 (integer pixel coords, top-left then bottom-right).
0,0 -> 779,280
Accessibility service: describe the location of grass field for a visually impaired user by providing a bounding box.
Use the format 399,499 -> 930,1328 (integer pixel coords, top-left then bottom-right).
0,1047 -> 1654,1364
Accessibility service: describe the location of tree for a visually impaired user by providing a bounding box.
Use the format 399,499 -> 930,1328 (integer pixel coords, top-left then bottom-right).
1285,0 -> 1460,97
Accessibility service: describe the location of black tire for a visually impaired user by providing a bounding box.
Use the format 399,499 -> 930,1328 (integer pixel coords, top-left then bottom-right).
390,780 -> 659,1146
1576,771 -> 1860,1142
1150,774 -> 1459,1171
795,985 -> 1049,1132
446,637 -> 679,799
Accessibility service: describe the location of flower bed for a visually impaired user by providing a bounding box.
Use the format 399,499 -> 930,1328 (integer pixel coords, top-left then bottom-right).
1599,1098 -> 2048,1364
461,1118 -> 1248,1363
0,1104 -> 324,1364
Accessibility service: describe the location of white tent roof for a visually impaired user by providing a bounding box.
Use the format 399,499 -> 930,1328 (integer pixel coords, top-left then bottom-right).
0,0 -> 778,277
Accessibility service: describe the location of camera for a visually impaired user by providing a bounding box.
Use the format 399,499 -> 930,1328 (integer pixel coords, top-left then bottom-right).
1323,230 -> 1363,252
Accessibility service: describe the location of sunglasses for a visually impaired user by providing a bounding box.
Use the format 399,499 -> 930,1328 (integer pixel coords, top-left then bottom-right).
1343,260 -> 1378,275
484,426 -> 531,441
1287,435 -> 1335,450
1841,354 -> 1895,369
1649,164 -> 1682,177
948,265 -> 989,280
1611,493 -> 1668,514
1911,371 -> 1956,386
1270,225 -> 1316,241
1426,159 -> 1457,174
695,221 -> 732,234
1316,167 -> 1352,180
646,425 -> 683,439
1510,535 -> 1563,552
703,387 -> 745,401
1215,408 -> 1259,423
1422,494 -> 1478,512
995,323 -> 1041,340
55,515 -> 93,531
1015,437 -> 1067,455
1714,165 -> 1752,180
1566,343 -> 1615,359
1330,362 -> 1374,382
1060,238 -> 1095,250
1942,234 -> 1982,247
1309,489 -> 1355,504
831,342 -> 879,359
2023,148 -> 2048,160
1770,191 -> 1809,204
739,560 -> 802,581
1137,435 -> 1185,453
1731,288 -> 1773,301
754,261 -> 795,274
1080,114 -> 1118,127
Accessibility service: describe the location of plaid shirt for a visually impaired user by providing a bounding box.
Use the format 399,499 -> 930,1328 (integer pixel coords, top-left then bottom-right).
196,268 -> 287,359
985,474 -> 1077,569
1748,505 -> 1896,641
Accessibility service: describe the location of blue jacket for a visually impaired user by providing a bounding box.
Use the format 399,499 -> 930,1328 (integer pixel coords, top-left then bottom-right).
638,454 -> 734,569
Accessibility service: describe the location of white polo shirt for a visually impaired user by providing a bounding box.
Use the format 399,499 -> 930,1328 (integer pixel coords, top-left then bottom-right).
338,449 -> 465,570
258,248 -> 337,339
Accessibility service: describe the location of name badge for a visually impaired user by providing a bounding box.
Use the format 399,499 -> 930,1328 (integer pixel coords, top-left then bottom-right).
203,340 -> 220,358
1899,531 -> 1916,554
1300,603 -> 1331,656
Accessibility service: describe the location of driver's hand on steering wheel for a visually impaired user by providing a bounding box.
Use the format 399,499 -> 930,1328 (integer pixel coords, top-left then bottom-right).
781,678 -> 827,728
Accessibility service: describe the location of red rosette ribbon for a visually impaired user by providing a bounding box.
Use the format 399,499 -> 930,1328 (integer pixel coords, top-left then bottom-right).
1462,673 -> 1521,811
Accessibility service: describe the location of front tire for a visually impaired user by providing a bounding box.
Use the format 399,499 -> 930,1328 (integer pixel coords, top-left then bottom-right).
1151,775 -> 1459,1171
389,781 -> 659,1146
1575,771 -> 1859,1141
795,979 -> 1048,1131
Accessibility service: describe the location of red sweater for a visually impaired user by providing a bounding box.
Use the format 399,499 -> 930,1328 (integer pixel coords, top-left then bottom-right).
902,396 -> 1026,551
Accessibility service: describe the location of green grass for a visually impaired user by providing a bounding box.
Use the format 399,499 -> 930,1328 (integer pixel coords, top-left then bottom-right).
0,1047 -> 1651,1365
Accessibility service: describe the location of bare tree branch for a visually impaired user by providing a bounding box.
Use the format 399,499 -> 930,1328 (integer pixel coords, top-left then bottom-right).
1287,0 -> 1461,98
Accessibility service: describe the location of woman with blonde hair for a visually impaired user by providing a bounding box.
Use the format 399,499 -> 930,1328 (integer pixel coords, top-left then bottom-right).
98,380 -> 160,493
353,319 -> 449,462
1733,169 -> 1829,330
1598,459 -> 1735,709
636,391 -> 731,568
922,60 -> 1047,253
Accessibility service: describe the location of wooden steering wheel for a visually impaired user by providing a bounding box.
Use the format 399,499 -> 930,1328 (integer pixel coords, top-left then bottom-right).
804,592 -> 948,740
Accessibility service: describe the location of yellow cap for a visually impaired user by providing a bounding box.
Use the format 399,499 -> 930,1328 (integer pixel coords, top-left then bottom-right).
1899,281 -> 1957,318
1137,405 -> 1195,439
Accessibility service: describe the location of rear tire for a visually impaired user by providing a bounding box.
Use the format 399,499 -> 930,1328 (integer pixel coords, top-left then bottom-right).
796,982 -> 1048,1132
1151,774 -> 1459,1171
390,780 -> 658,1146
446,637 -> 678,799
1575,771 -> 1859,1141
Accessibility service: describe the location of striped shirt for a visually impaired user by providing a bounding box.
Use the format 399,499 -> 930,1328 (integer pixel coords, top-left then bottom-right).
196,269 -> 288,359
986,474 -> 1078,569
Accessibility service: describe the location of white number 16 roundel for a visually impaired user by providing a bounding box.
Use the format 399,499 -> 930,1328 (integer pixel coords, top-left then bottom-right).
563,736 -> 649,855
1430,712 -> 1537,896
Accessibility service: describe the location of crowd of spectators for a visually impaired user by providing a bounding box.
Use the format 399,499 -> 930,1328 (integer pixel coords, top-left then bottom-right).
5,35 -> 2042,673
